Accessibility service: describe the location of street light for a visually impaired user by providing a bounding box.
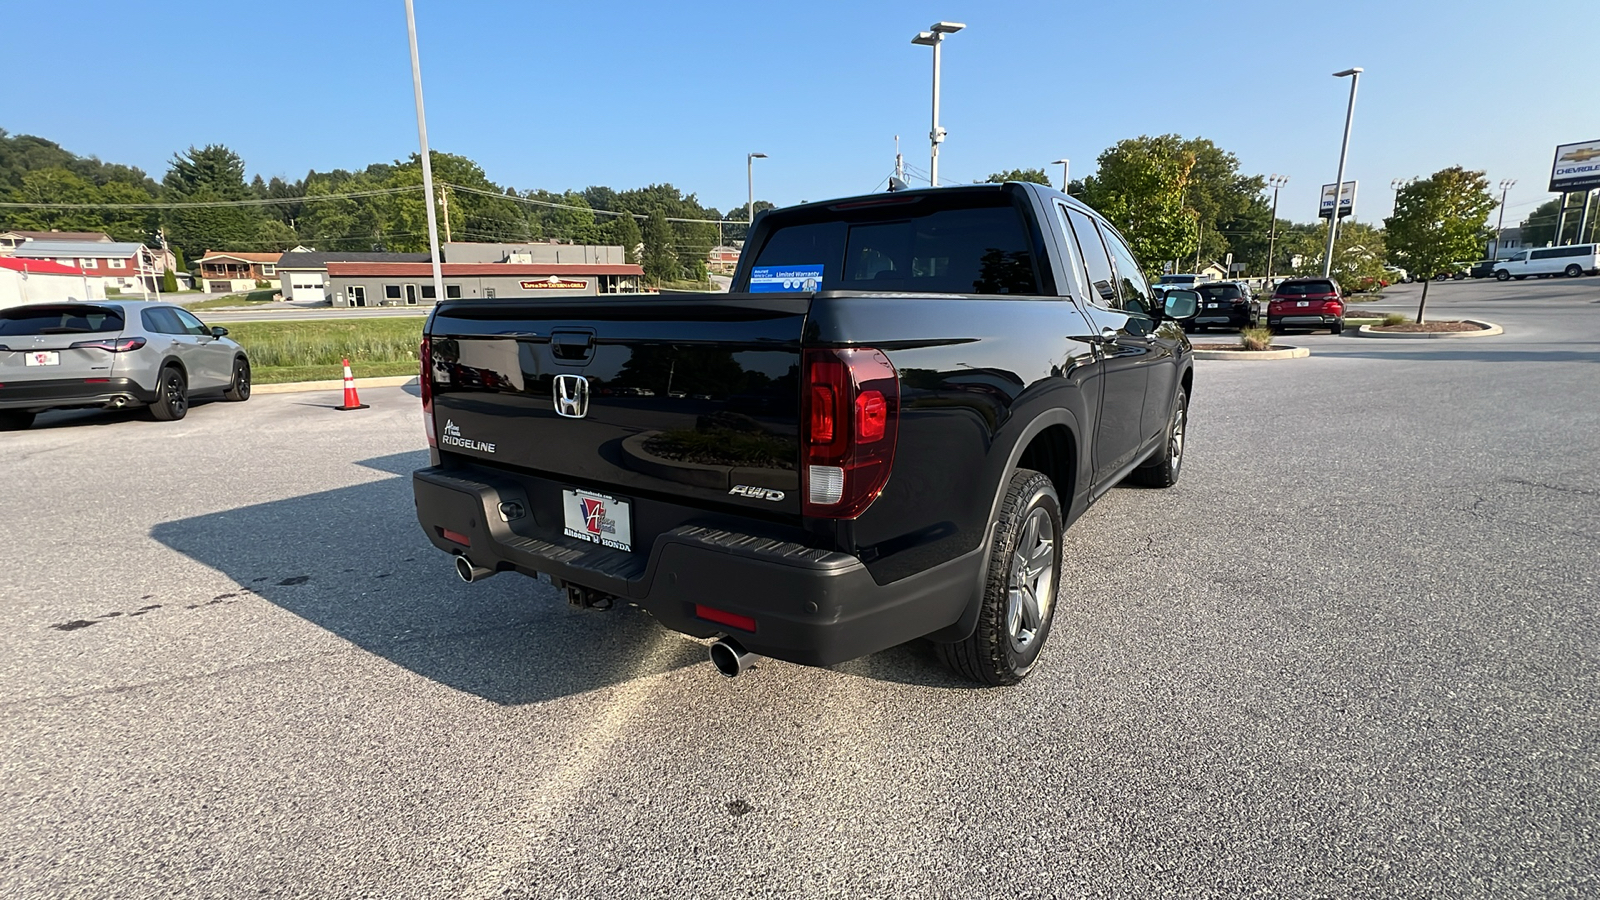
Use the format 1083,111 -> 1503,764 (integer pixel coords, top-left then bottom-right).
1492,178 -> 1516,259
1266,174 -> 1289,282
746,152 -> 767,225
911,21 -> 964,187
404,0 -> 446,312
1321,67 -> 1362,279
1052,158 -> 1070,193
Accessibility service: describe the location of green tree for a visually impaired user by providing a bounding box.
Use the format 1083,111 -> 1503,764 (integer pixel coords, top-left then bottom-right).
1384,166 -> 1497,322
1076,137 -> 1197,276
161,267 -> 178,292
161,145 -> 265,260
642,208 -> 678,283
604,213 -> 643,264
984,168 -> 1051,185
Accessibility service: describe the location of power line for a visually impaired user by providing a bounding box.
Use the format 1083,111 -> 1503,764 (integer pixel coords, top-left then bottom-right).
0,185 -> 424,210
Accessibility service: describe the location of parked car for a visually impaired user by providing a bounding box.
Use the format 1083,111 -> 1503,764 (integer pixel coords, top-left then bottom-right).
1267,277 -> 1346,334
0,301 -> 251,430
1383,265 -> 1412,283
1157,273 -> 1213,289
1468,260 -> 1499,279
1493,244 -> 1600,280
1188,281 -> 1261,331
413,181 -> 1198,685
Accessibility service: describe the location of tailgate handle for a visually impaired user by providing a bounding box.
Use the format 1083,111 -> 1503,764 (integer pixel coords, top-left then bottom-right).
550,329 -> 595,363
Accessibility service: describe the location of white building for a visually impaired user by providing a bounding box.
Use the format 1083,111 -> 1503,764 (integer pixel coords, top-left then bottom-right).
10,241 -> 162,295
0,257 -> 106,309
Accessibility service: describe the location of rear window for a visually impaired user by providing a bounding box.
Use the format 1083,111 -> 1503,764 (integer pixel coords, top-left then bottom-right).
1275,281 -> 1335,296
747,194 -> 1039,295
0,305 -> 125,336
1196,284 -> 1242,300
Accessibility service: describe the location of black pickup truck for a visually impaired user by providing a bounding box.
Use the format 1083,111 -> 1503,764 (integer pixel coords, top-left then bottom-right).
413,182 -> 1197,685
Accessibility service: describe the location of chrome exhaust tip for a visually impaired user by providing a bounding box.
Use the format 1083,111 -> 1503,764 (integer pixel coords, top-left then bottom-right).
709,637 -> 758,678
455,556 -> 493,583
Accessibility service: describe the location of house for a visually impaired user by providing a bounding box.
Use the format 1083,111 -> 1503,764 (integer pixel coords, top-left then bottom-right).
275,250 -> 430,303
324,261 -> 644,307
0,230 -> 113,253
1490,226 -> 1522,260
197,251 -> 283,293
707,245 -> 741,274
0,257 -> 105,309
10,241 -> 162,294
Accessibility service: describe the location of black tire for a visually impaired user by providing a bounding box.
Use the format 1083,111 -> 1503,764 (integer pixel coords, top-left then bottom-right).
0,410 -> 35,431
1495,270 -> 1509,281
1331,319 -> 1345,335
1129,386 -> 1188,489
148,366 -> 188,421
934,469 -> 1063,686
1565,264 -> 1583,278
224,356 -> 252,402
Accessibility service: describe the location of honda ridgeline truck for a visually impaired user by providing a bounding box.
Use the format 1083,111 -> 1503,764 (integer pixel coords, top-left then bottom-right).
413,182 -> 1197,685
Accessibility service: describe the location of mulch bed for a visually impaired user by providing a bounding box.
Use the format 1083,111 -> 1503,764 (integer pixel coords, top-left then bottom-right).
1367,321 -> 1484,333
1190,343 -> 1284,351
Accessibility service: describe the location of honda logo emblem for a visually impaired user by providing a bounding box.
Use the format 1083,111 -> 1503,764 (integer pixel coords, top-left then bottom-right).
553,374 -> 589,418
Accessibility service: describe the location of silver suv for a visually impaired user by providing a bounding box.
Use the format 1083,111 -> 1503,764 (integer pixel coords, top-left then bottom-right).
0,301 -> 250,429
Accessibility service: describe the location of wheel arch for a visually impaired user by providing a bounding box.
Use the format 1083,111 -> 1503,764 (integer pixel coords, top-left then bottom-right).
925,407 -> 1082,645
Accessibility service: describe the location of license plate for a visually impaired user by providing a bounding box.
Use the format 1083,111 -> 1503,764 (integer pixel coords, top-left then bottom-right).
562,489 -> 633,552
1297,301 -> 1310,307
24,351 -> 60,366
1207,303 -> 1222,309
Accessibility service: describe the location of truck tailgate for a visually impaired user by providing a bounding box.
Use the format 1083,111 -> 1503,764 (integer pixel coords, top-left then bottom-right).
427,294 -> 810,516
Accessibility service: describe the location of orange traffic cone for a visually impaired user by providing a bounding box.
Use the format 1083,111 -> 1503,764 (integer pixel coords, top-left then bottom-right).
336,358 -> 369,411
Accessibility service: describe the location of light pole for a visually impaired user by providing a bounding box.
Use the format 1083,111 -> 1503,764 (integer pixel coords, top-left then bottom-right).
1492,178 -> 1515,259
404,0 -> 446,310
1266,174 -> 1289,282
1321,67 -> 1362,279
746,152 -> 767,226
1052,158 -> 1070,193
911,21 -> 964,187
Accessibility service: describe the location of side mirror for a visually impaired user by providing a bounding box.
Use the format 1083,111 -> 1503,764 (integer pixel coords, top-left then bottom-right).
1163,289 -> 1198,320
210,325 -> 229,338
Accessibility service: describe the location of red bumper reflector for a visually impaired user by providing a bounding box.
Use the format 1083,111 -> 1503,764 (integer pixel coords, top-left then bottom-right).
439,528 -> 471,547
696,604 -> 756,632
85,378 -> 109,384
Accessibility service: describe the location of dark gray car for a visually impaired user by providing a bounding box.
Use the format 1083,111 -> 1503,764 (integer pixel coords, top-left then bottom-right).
0,301 -> 250,429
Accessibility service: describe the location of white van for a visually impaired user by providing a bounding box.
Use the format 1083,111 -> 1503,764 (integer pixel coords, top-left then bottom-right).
1493,244 -> 1599,280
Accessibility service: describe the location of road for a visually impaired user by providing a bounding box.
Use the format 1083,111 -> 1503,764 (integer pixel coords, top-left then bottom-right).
2,278 -> 1597,898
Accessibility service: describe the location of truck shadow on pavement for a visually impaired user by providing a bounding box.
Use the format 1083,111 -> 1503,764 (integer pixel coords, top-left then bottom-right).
148,450 -> 715,705
149,450 -> 971,702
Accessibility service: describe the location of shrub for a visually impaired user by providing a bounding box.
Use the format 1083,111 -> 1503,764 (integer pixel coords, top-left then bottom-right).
1382,313 -> 1409,327
1239,326 -> 1274,351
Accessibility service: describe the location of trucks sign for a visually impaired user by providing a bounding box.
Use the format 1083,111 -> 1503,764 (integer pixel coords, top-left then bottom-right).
1318,181 -> 1357,219
1549,140 -> 1600,193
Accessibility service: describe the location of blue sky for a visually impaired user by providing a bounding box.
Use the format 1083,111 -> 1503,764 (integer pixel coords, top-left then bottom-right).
2,0 -> 1593,226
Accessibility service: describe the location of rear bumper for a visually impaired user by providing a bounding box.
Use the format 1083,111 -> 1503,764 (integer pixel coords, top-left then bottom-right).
0,377 -> 155,411
1269,314 -> 1342,326
413,465 -> 978,667
1193,308 -> 1252,327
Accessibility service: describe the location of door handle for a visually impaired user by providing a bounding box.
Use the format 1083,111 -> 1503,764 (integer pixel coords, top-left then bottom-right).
1098,327 -> 1120,345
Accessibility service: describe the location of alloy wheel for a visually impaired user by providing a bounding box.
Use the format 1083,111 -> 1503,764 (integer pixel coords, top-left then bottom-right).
1005,508 -> 1056,653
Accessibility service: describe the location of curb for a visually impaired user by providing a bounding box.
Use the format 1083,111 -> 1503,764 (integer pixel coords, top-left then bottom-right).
1192,346 -> 1310,360
1354,319 -> 1503,339
254,375 -> 419,395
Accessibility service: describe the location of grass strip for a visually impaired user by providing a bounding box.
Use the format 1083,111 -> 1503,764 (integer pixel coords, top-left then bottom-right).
225,317 -> 423,371
253,361 -> 420,385
184,289 -> 280,310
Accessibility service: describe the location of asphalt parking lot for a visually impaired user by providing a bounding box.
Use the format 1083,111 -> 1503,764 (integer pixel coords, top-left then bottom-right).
3,278 -> 1597,899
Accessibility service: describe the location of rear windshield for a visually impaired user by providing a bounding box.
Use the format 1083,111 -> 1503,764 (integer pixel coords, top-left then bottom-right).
1158,275 -> 1197,284
1275,281 -> 1335,296
1196,284 -> 1242,300
0,305 -> 125,336
746,193 -> 1039,295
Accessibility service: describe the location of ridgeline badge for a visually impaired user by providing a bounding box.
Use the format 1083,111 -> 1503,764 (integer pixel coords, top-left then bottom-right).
441,419 -> 496,453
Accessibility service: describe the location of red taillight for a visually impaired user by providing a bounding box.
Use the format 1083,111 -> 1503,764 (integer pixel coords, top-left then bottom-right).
68,337 -> 146,352
801,348 -> 899,519
420,338 -> 436,447
696,604 -> 756,632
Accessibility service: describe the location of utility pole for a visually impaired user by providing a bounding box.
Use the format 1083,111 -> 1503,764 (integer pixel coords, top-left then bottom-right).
895,135 -> 905,184
911,22 -> 964,187
747,152 -> 767,225
1322,67 -> 1362,278
439,185 -> 451,243
1194,220 -> 1202,272
1579,188 -> 1596,244
1266,175 -> 1288,282
1491,179 -> 1515,258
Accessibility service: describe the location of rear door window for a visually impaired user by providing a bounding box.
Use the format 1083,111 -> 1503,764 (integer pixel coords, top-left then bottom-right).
0,306 -> 125,335
141,308 -> 185,334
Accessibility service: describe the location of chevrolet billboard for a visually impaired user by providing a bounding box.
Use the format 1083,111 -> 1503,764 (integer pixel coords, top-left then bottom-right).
1549,140 -> 1600,193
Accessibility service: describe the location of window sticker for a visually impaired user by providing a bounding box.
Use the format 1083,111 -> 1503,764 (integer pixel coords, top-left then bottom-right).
750,264 -> 824,293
